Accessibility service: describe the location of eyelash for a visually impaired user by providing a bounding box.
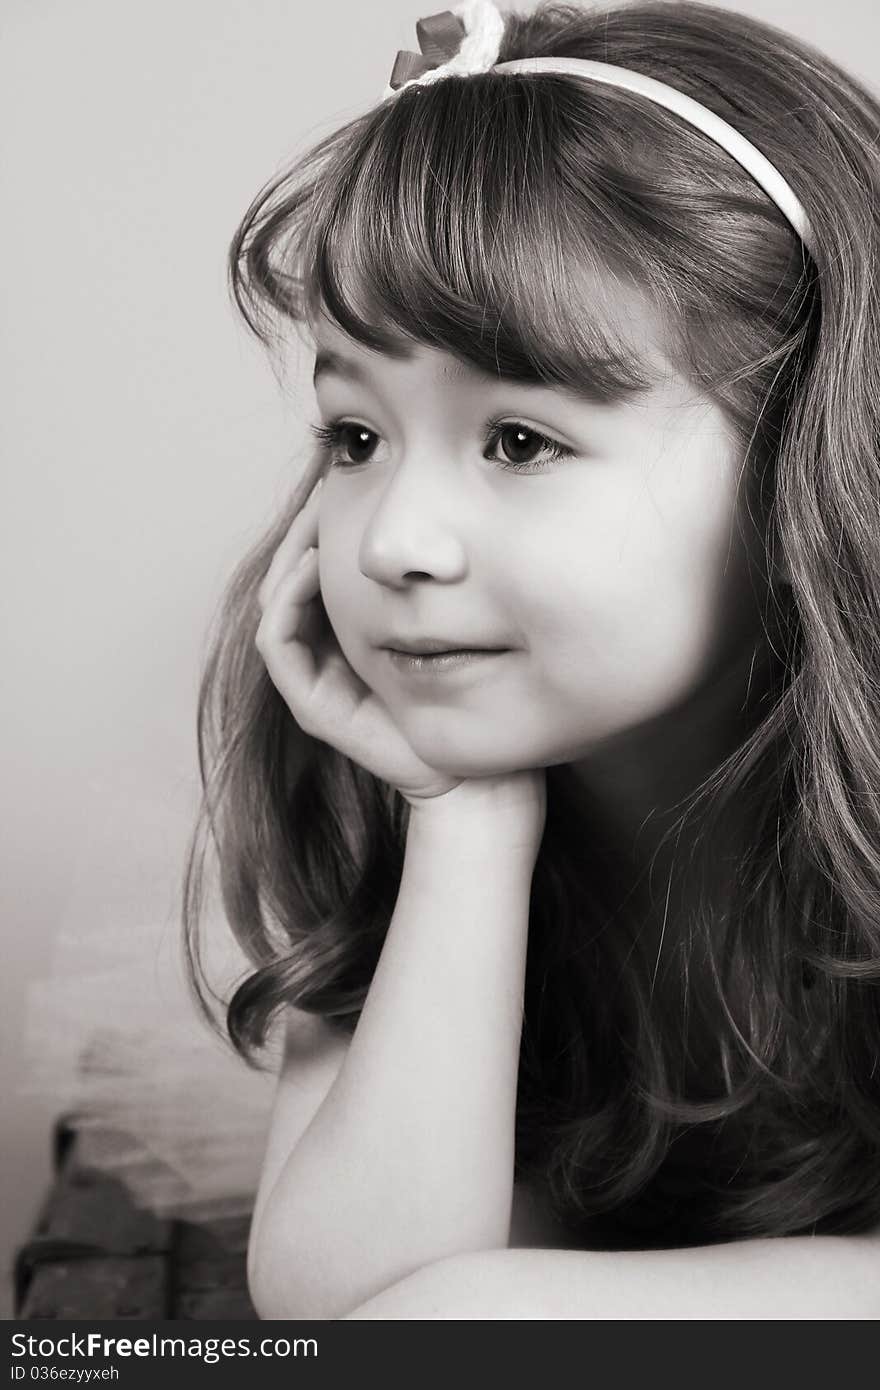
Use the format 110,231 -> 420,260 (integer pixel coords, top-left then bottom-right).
307,415 -> 575,474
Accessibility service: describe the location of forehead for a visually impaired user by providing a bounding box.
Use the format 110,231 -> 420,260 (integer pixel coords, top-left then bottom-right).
307,281 -> 678,403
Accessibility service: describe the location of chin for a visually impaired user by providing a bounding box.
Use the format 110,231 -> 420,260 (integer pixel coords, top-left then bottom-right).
401,716 -> 538,781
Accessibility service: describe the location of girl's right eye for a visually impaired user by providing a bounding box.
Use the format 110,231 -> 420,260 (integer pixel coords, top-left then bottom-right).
309,420 -> 376,467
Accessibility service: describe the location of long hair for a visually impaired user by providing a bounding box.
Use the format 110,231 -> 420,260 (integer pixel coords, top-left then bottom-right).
182,0 -> 880,1245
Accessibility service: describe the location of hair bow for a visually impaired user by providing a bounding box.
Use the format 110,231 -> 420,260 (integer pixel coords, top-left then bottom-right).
387,11 -> 467,90
382,1 -> 505,98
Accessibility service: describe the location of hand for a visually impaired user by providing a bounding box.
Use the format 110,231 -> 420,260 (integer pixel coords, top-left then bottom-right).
255,479 -> 547,849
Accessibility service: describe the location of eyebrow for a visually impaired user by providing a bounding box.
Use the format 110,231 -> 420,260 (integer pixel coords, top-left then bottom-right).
313,348 -> 475,389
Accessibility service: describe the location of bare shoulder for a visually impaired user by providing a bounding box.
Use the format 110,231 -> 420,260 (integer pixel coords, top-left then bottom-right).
267,1004 -> 350,1131
280,1005 -> 352,1065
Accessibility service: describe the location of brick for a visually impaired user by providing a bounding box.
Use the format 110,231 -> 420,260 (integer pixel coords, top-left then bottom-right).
30,1131 -> 172,1257
19,1255 -> 169,1320
175,1287 -> 258,1320
173,1214 -> 251,1260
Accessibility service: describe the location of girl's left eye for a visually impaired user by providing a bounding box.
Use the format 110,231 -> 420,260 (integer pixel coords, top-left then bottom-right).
307,418 -> 574,473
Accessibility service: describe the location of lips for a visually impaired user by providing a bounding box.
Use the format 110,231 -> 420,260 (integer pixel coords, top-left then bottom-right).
382,636 -> 509,655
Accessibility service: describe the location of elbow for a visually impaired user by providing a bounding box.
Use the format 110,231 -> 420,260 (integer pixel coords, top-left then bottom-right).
247,1254 -> 320,1321
246,1231 -> 278,1320
247,1234 -> 313,1320
247,1235 -> 355,1322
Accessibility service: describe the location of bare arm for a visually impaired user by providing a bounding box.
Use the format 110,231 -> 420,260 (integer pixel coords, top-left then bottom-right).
248,789 -> 538,1321
246,1007 -> 350,1296
248,1009 -> 572,1300
342,1231 -> 880,1320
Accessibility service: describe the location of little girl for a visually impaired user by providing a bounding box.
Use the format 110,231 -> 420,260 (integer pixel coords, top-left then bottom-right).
185,0 -> 880,1318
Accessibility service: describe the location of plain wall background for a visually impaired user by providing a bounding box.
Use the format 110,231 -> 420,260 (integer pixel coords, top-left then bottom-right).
2,0 -> 877,1320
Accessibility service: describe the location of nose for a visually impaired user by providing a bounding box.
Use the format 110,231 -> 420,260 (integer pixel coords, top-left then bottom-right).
357,461 -> 469,587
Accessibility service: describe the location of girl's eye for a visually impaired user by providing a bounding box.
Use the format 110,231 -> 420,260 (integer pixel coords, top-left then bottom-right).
309,421 -> 377,467
486,423 -> 574,471
307,418 -> 574,473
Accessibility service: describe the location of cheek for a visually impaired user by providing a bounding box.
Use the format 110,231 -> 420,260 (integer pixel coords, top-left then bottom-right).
521,488 -> 748,712
515,507 -> 667,653
315,536 -> 368,662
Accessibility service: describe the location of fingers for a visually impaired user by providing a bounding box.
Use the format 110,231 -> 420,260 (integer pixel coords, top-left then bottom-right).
254,546 -> 323,715
255,546 -> 368,748
257,476 -> 323,612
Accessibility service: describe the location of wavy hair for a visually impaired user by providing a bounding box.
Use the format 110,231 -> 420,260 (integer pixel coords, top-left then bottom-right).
182,1 -> 880,1246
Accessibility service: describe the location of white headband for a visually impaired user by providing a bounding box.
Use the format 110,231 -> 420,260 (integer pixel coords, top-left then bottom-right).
381,0 -> 816,261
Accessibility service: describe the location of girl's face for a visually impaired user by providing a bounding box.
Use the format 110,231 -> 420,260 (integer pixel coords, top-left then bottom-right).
310,302 -> 767,781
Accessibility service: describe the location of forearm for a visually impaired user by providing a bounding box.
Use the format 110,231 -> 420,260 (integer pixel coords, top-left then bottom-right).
343,1233 -> 880,1319
250,801 -> 535,1320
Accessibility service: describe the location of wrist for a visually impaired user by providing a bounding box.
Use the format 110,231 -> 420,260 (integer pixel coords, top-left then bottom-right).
404,776 -> 545,867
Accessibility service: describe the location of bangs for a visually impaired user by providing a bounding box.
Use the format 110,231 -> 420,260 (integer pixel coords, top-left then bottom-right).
270,74 -> 662,403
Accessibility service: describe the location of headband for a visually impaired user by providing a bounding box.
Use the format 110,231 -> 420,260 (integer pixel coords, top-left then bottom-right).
381,0 -> 816,261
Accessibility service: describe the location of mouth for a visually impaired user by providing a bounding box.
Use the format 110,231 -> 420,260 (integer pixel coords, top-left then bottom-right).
383,647 -> 510,676
381,636 -> 510,655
